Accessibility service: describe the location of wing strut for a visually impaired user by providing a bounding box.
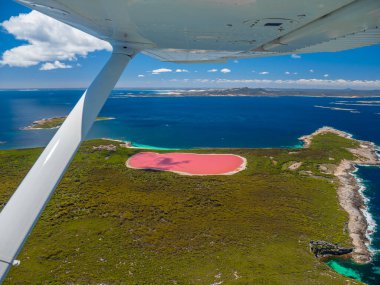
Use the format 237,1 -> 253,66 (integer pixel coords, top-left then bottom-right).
0,48 -> 136,283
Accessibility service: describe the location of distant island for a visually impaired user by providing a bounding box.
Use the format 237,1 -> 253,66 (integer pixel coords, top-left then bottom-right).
22,116 -> 114,130
115,87 -> 380,98
181,87 -> 380,97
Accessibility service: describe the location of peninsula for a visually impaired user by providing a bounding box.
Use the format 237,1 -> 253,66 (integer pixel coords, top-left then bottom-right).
1,127 -> 378,284
300,127 -> 380,264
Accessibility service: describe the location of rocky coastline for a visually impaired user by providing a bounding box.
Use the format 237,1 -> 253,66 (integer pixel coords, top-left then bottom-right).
300,127 -> 380,264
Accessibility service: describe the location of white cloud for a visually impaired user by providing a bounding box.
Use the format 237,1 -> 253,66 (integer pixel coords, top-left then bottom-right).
0,11 -> 111,68
233,60 -> 239,63
195,79 -> 210,83
151,68 -> 172,75
259,71 -> 269,75
309,69 -> 314,73
291,54 -> 301,59
324,74 -> 329,77
220,68 -> 231,73
137,74 -> 145,78
175,69 -> 189,73
208,68 -> 232,73
285,71 -> 290,75
40,60 -> 72,71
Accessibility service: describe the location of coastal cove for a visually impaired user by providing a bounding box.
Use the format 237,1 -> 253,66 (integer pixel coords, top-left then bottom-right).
0,89 -> 380,283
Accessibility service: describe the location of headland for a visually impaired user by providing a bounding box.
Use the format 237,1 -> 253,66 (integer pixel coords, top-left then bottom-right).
300,127 -> 380,263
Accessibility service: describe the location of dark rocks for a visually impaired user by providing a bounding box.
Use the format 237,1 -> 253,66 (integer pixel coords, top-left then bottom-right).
310,240 -> 353,258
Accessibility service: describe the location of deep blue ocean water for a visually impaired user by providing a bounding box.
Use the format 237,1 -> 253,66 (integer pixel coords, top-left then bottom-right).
0,89 -> 379,283
327,166 -> 380,284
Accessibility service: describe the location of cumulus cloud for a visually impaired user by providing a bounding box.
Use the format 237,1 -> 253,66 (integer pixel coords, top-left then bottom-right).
324,74 -> 329,77
195,79 -> 210,83
151,68 -> 172,75
208,68 -> 231,73
175,69 -> 189,73
259,71 -> 269,75
0,11 -> 111,68
220,68 -> 231,73
137,74 -> 145,78
40,60 -> 72,71
291,54 -> 301,59
285,71 -> 290,75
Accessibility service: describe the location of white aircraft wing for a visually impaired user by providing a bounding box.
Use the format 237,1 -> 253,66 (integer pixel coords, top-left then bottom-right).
1,0 -> 379,282
15,0 -> 380,62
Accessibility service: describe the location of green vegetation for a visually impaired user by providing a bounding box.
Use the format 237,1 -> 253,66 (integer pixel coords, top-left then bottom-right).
27,116 -> 113,129
0,132 -> 364,284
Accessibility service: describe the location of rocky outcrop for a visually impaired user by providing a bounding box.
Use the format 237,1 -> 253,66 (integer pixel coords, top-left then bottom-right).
92,144 -> 117,151
310,240 -> 353,258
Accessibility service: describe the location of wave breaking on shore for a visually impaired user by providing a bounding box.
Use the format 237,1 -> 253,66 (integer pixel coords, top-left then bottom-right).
300,127 -> 380,264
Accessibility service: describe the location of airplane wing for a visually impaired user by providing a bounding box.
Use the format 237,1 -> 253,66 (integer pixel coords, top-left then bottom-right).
15,0 -> 380,62
0,0 -> 379,282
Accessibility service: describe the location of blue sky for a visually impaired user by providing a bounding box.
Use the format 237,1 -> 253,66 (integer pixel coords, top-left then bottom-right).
1,0 -> 380,89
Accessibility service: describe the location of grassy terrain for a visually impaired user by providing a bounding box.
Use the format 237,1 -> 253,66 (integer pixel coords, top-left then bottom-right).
0,132 -> 363,284
28,116 -> 113,129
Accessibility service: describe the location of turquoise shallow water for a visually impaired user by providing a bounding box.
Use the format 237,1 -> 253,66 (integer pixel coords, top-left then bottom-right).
0,89 -> 380,283
130,142 -> 179,150
326,260 -> 363,281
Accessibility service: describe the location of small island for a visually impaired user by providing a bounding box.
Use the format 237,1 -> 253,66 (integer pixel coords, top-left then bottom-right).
22,116 -> 115,130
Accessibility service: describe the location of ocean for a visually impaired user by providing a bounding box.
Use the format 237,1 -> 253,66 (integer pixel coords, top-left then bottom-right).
0,89 -> 379,283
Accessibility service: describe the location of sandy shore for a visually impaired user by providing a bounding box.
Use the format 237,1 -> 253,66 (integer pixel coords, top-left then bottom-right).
300,126 -> 380,264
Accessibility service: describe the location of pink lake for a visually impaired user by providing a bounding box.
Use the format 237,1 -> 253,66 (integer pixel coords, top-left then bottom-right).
126,152 -> 246,175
